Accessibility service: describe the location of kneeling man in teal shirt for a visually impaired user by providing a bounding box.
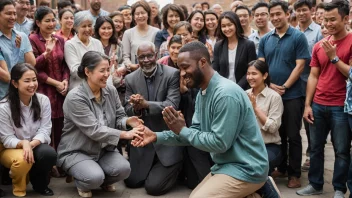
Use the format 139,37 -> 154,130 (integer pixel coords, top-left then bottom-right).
132,41 -> 271,197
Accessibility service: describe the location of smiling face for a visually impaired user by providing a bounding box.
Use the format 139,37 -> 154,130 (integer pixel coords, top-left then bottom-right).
112,15 -> 124,33
137,45 -> 157,74
175,26 -> 193,44
253,6 -> 269,29
167,10 -> 180,30
12,70 -> 38,98
269,5 -> 290,30
37,13 -> 57,35
149,2 -> 158,18
221,17 -> 236,39
168,42 -> 182,63
177,52 -> 204,89
0,4 -> 16,30
315,8 -> 325,25
205,13 -> 218,32
60,11 -> 74,30
98,21 -> 113,41
190,13 -> 204,33
121,8 -> 132,25
15,0 -> 30,18
295,5 -> 312,24
77,20 -> 93,40
134,6 -> 148,26
86,59 -> 110,89
323,8 -> 349,36
89,0 -> 101,12
236,8 -> 251,28
247,65 -> 267,89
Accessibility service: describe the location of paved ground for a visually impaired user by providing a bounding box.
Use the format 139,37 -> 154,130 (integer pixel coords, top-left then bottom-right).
1,128 -> 351,198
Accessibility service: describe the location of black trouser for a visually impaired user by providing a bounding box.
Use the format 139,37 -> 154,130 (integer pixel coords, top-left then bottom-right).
183,146 -> 212,189
125,154 -> 182,196
30,144 -> 57,191
277,97 -> 304,178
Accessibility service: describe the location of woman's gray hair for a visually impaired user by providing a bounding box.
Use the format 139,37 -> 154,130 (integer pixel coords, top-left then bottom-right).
74,11 -> 94,30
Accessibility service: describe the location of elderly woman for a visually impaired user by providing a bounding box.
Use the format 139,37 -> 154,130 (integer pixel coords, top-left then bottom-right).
64,11 -> 104,91
57,51 -> 144,198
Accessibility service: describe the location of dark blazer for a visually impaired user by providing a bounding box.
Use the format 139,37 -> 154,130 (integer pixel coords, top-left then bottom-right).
124,64 -> 183,183
212,38 -> 257,89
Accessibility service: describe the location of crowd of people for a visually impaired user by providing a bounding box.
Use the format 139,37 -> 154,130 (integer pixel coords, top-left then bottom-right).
0,0 -> 351,197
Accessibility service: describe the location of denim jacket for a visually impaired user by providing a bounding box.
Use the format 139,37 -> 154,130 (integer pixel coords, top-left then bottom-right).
344,67 -> 352,114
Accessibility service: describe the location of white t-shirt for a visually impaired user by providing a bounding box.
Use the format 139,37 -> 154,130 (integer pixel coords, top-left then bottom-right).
228,47 -> 237,82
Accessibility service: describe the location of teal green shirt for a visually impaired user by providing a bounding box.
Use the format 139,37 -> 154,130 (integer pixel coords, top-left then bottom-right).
156,72 -> 269,183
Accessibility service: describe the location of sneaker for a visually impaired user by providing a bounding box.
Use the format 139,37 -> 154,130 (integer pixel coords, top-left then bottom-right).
296,184 -> 323,196
334,190 -> 345,198
77,188 -> 92,198
101,184 -> 116,192
259,176 -> 282,198
301,159 -> 310,172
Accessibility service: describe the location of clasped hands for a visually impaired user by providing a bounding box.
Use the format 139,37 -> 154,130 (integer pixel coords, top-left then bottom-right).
129,94 -> 149,111
131,106 -> 186,147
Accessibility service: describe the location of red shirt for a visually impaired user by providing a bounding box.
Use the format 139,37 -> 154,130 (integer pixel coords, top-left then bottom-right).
311,33 -> 352,106
29,33 -> 70,118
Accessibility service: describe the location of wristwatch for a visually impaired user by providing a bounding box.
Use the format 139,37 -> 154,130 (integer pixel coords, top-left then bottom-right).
282,84 -> 288,90
331,56 -> 339,64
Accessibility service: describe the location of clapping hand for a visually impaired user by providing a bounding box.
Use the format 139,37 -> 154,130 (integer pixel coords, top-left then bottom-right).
15,34 -> 22,48
162,106 -> 186,135
247,92 -> 257,109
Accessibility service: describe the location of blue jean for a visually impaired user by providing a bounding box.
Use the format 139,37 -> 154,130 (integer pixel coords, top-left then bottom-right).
347,115 -> 352,196
266,144 -> 282,175
308,103 -> 350,193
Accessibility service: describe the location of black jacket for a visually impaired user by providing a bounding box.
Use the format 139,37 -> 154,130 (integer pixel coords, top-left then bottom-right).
212,38 -> 257,90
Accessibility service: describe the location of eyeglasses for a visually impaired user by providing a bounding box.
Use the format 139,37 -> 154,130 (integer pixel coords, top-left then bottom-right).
137,53 -> 155,61
17,0 -> 30,6
254,13 -> 268,18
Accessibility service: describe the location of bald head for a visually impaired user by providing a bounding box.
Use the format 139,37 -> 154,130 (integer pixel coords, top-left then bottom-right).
137,41 -> 156,55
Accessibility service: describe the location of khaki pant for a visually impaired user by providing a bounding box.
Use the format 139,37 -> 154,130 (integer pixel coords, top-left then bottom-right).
0,144 -> 32,197
190,173 -> 265,198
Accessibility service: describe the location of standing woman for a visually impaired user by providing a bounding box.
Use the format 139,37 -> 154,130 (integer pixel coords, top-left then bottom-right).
187,10 -> 206,44
148,0 -> 161,29
121,1 -> 159,72
212,11 -> 257,90
55,9 -> 75,41
0,63 -> 57,197
204,10 -> 218,50
154,4 -> 184,57
29,6 -> 70,153
64,11 -> 104,90
109,11 -> 126,41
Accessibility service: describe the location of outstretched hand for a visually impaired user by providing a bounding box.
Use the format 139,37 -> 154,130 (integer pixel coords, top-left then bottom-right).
127,116 -> 144,128
162,106 -> 186,135
131,126 -> 156,147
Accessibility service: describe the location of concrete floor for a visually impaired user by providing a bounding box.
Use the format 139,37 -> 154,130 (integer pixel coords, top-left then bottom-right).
1,129 -> 351,198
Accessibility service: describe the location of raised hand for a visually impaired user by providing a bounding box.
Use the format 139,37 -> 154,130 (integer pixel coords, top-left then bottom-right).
131,126 -> 156,147
162,106 -> 186,135
15,34 -> 22,48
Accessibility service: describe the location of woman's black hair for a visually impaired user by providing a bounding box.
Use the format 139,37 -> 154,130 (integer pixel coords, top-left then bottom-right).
32,6 -> 56,33
109,11 -> 126,40
168,35 -> 182,48
1,63 -> 41,128
217,11 -> 245,40
204,10 -> 218,36
77,51 -> 110,79
94,16 -> 118,45
187,10 -> 206,44
248,60 -> 271,86
58,8 -> 76,35
0,0 -> 15,12
161,4 -> 185,30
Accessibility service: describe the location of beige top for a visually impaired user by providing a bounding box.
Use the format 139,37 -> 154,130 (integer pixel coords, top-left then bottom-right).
246,86 -> 283,145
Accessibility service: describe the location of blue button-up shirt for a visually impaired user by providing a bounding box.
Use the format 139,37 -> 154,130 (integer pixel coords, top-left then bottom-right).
80,9 -> 110,25
249,29 -> 272,55
0,29 -> 33,98
258,26 -> 310,100
14,17 -> 33,36
296,22 -> 323,83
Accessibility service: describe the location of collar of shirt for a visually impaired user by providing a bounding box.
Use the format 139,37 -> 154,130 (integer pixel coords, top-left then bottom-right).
0,29 -> 18,40
201,72 -> 221,96
82,80 -> 109,101
248,85 -> 269,98
296,21 -> 318,32
20,96 -> 33,108
271,25 -> 293,36
17,17 -> 31,25
73,34 -> 92,45
143,65 -> 158,79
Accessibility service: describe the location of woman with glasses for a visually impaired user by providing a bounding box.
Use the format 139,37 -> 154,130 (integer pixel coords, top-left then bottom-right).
121,1 -> 159,72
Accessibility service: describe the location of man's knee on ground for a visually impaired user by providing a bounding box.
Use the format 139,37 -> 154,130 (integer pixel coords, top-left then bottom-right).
145,177 -> 171,196
124,177 -> 144,189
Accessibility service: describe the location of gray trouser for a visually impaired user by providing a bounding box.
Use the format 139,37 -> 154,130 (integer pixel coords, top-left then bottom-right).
68,150 -> 131,191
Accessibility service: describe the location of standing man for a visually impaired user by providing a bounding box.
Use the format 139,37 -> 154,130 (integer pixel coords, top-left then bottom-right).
235,6 -> 255,37
249,2 -> 272,54
314,3 -> 325,25
0,0 -> 35,99
14,0 -> 33,36
258,0 -> 310,188
296,0 -> 352,197
294,0 -> 323,173
124,41 -> 183,196
131,41 -> 277,198
80,0 -> 109,25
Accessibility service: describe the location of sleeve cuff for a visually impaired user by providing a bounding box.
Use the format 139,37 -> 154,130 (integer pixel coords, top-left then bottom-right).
121,117 -> 128,130
179,127 -> 190,141
155,132 -> 166,144
33,134 -> 46,144
261,119 -> 273,132
9,139 -> 21,149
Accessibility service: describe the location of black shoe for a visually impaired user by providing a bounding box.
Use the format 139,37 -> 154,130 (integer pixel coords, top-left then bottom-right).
34,187 -> 54,196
